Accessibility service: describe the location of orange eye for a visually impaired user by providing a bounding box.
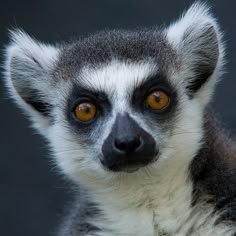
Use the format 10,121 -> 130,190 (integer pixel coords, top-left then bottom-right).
146,91 -> 170,110
74,102 -> 97,122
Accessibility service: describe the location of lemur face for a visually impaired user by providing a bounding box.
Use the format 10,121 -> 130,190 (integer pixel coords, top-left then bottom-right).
51,58 -> 202,180
58,60 -> 177,174
4,3 -> 224,184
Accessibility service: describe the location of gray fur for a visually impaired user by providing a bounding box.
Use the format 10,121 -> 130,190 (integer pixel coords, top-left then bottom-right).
54,28 -> 177,80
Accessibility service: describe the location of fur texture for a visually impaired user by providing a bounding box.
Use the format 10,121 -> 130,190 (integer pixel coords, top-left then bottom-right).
3,2 -> 236,236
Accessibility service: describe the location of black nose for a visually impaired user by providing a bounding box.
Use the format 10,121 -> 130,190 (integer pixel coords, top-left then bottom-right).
114,136 -> 142,154
101,113 -> 158,172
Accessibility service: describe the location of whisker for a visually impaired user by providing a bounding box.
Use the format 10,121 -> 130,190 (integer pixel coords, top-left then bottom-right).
53,149 -> 86,155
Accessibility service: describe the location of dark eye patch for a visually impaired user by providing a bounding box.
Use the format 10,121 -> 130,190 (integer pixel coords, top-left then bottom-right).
66,83 -> 111,131
131,73 -> 178,119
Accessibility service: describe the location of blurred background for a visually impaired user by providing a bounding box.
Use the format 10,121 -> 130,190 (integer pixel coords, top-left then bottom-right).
0,0 -> 236,235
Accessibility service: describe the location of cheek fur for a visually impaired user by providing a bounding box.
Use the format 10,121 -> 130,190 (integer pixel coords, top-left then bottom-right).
48,113 -> 116,181
161,98 -> 203,163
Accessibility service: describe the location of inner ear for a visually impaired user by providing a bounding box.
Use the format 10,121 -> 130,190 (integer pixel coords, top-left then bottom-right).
21,88 -> 52,116
4,30 -> 60,134
166,3 -> 224,99
184,25 -> 219,96
9,52 -> 53,116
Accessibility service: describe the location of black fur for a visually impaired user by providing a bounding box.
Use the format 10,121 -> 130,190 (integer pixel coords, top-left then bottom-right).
190,111 -> 236,223
58,189 -> 102,236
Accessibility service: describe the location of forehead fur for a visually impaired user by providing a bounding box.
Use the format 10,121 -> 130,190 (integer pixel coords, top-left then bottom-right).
78,61 -> 158,98
54,29 -> 178,81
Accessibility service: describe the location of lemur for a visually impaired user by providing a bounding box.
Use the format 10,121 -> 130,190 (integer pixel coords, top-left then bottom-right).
3,2 -> 236,236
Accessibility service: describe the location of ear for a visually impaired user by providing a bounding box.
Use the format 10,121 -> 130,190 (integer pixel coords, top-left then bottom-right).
4,30 -> 60,135
166,2 -> 225,101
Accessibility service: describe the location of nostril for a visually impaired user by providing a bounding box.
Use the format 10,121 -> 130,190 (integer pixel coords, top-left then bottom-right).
114,137 -> 141,153
114,140 -> 126,151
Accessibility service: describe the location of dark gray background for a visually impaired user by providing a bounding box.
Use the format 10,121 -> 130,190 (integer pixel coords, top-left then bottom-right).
0,1 -> 235,236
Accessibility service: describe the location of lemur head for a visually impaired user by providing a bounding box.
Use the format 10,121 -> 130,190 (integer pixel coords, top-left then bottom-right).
4,3 -> 224,185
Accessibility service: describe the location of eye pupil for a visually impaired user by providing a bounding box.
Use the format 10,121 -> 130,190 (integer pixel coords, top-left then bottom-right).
155,95 -> 161,103
84,106 -> 91,114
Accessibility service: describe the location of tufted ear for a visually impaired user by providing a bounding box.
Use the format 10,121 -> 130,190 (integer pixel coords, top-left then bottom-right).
4,30 -> 60,134
166,2 -> 225,100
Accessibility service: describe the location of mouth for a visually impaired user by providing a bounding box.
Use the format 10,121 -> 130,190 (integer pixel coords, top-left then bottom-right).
110,163 -> 142,173
101,153 -> 159,173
